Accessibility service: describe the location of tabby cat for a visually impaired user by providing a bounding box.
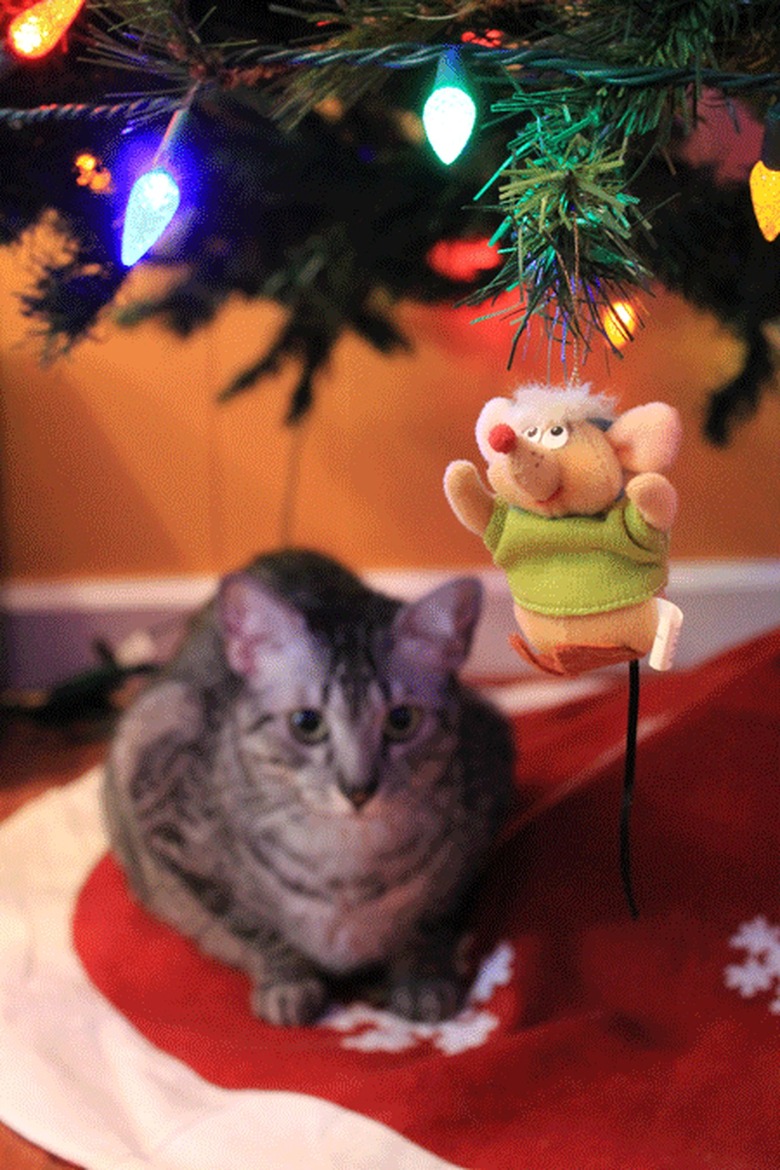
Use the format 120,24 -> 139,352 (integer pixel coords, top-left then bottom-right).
103,550 -> 514,1026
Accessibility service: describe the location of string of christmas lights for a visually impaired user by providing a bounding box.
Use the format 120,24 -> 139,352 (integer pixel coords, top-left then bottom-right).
0,0 -> 777,438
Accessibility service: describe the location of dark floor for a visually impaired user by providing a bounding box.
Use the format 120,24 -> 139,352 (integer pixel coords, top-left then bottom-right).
0,712 -> 108,818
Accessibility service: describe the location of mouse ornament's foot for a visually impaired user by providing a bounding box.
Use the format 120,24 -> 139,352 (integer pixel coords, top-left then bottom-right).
508,633 -> 640,677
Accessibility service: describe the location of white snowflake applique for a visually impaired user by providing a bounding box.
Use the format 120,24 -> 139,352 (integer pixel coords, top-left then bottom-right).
724,916 -> 780,1015
322,940 -> 515,1055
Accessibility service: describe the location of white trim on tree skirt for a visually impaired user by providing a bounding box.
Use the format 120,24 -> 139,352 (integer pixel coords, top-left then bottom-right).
0,770 -> 461,1170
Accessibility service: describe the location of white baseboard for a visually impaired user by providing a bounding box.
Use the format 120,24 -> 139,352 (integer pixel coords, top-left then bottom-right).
2,560 -> 779,689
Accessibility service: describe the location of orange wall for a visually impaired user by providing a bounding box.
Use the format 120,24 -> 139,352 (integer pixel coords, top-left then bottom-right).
0,237 -> 778,583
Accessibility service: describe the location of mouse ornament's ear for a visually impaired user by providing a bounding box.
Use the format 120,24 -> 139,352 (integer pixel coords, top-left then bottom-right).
606,402 -> 683,474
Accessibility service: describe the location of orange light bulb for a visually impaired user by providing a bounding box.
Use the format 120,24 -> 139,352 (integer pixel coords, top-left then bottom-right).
88,168 -> 112,193
9,0 -> 85,60
603,300 -> 637,349
74,152 -> 113,193
74,152 -> 97,173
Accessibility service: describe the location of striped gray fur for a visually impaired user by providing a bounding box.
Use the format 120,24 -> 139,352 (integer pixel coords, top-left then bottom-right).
102,550 -> 514,1026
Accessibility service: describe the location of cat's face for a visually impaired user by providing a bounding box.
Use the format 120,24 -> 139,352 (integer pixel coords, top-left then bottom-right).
217,570 -> 481,818
229,666 -> 455,817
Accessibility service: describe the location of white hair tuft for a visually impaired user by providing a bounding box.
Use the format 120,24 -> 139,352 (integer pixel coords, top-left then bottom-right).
506,383 -> 616,431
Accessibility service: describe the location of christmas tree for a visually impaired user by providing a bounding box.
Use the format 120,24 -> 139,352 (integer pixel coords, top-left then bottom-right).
0,0 -> 778,439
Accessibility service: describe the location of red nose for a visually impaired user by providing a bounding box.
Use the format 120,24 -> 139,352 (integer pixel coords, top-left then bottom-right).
488,423 -> 516,454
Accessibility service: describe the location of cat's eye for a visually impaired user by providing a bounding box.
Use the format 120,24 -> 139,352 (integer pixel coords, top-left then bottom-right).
383,705 -> 422,742
288,709 -> 329,744
541,423 -> 569,449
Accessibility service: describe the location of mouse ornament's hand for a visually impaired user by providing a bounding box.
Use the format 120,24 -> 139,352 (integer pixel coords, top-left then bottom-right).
443,460 -> 495,537
624,472 -> 678,532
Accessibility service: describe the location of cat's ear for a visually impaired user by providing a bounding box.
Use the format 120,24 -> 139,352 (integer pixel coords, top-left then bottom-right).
392,578 -> 482,675
217,573 -> 309,685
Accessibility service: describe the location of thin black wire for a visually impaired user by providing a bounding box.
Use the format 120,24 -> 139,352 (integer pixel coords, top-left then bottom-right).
621,657 -> 641,919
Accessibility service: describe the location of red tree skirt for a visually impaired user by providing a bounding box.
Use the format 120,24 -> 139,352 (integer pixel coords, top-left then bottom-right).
74,632 -> 780,1170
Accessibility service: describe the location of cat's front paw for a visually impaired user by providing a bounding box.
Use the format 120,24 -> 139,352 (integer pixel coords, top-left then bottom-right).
251,977 -> 328,1027
389,975 -> 467,1023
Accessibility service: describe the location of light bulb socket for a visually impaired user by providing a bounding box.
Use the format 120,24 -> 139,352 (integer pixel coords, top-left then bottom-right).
760,105 -> 780,171
434,46 -> 470,94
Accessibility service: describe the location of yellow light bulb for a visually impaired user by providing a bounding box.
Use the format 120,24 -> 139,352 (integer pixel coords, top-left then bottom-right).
9,0 -> 85,60
749,160 -> 780,243
603,300 -> 637,349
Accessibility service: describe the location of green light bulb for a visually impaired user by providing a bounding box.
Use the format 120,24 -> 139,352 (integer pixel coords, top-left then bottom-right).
423,49 -> 476,165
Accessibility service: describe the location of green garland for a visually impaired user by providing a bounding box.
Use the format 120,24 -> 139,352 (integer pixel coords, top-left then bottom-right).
469,95 -> 651,352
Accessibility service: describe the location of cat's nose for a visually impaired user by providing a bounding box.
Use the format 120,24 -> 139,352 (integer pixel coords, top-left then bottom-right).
338,774 -> 379,810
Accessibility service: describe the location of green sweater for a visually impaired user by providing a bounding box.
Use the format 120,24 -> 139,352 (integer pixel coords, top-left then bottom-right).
484,497 -> 669,617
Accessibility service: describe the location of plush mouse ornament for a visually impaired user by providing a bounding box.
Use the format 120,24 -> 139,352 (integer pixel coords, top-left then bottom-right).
444,383 -> 683,677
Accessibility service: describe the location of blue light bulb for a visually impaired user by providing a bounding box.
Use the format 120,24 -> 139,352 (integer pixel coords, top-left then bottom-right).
121,167 -> 180,267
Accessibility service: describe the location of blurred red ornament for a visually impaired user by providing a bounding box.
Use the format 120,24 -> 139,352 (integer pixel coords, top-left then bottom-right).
461,29 -> 503,47
427,237 -> 500,282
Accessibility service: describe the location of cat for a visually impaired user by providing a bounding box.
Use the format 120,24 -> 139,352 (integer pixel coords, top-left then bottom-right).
102,549 -> 515,1027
